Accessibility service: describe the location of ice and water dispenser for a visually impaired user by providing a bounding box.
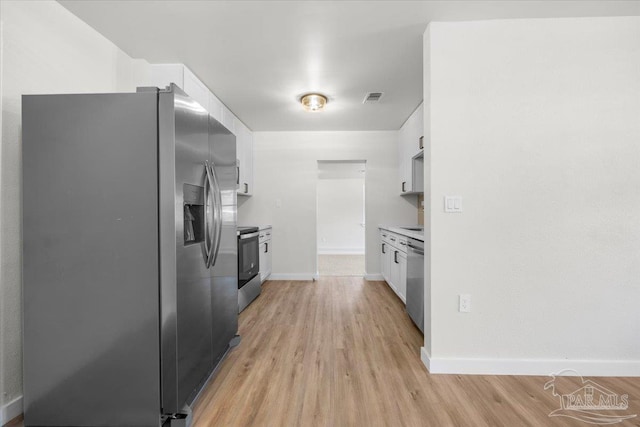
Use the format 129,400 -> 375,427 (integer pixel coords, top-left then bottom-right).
183,183 -> 205,245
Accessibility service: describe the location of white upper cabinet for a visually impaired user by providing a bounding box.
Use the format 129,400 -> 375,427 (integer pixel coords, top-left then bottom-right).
234,119 -> 253,196
243,130 -> 254,196
183,67 -> 209,112
148,64 -> 254,197
399,103 -> 424,195
207,92 -> 224,124
398,124 -> 411,194
149,64 -> 183,91
222,106 -> 236,135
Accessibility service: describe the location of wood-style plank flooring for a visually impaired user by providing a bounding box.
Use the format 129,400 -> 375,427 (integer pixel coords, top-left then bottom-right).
193,278 -> 640,426
318,255 -> 365,276
7,278 -> 639,427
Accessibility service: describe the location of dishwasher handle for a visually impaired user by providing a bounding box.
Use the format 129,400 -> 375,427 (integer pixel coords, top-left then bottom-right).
407,244 -> 424,255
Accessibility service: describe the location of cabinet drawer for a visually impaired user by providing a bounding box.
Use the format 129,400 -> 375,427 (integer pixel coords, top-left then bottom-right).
382,232 -> 408,254
259,231 -> 271,244
397,236 -> 408,252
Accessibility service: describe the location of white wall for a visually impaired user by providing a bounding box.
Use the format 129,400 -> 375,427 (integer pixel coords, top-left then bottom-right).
0,1 -> 149,419
424,17 -> 640,375
317,177 -> 365,254
237,131 -> 417,279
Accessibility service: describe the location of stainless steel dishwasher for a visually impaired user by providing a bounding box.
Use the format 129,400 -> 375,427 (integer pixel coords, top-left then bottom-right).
406,238 -> 424,333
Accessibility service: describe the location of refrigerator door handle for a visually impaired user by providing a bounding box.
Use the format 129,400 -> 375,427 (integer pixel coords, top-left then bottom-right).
208,162 -> 223,268
214,165 -> 223,264
203,161 -> 214,265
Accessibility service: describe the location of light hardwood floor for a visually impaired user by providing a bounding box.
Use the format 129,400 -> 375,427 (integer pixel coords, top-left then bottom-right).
318,255 -> 365,276
7,278 -> 640,427
193,278 -> 640,427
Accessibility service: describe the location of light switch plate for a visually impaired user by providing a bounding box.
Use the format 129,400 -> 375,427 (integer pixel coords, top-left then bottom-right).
444,196 -> 462,213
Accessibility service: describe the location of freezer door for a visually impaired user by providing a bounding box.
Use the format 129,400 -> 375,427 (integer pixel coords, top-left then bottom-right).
22,93 -> 161,427
208,117 -> 239,369
159,86 -> 215,413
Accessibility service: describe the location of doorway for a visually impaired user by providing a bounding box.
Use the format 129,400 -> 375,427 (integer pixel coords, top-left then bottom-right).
316,160 -> 366,276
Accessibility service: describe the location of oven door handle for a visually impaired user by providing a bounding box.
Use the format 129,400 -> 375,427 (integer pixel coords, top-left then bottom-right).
239,231 -> 259,240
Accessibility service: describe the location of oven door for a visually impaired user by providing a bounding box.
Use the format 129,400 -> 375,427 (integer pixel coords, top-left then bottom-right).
238,231 -> 260,288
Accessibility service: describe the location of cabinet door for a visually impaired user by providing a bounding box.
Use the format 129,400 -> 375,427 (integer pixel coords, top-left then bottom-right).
405,112 -> 418,190
259,241 -> 267,283
385,248 -> 392,283
398,125 -> 410,194
380,240 -> 388,281
183,67 -> 209,112
399,103 -> 425,194
234,123 -> 253,196
222,106 -> 236,134
235,122 -> 245,192
265,239 -> 272,280
208,92 -> 224,125
389,249 -> 401,294
243,131 -> 253,196
403,122 -> 413,193
398,251 -> 407,303
149,64 -> 184,91
415,103 -> 424,155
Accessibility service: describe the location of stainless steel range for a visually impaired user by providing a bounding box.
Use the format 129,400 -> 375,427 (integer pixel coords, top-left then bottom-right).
237,226 -> 261,312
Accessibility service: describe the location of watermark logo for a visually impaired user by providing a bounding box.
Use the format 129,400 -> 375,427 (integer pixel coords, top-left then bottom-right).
544,369 -> 637,424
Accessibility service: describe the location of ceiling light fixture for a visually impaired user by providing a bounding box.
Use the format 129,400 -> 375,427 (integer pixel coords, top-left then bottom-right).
300,93 -> 328,112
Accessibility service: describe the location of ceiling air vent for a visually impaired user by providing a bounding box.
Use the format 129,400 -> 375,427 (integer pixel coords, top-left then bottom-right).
363,92 -> 384,104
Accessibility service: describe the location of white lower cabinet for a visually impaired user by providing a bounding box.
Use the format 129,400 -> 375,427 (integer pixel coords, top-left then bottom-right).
379,229 -> 407,303
259,227 -> 272,283
380,232 -> 391,282
389,248 -> 402,299
382,246 -> 391,283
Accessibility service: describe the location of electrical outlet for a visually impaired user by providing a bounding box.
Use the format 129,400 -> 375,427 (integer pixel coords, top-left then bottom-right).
459,294 -> 471,313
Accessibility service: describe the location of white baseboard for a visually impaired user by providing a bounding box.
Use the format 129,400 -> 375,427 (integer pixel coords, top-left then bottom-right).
318,248 -> 365,255
268,273 -> 317,281
1,396 -> 22,425
421,348 -> 640,377
421,347 -> 432,372
364,273 -> 383,281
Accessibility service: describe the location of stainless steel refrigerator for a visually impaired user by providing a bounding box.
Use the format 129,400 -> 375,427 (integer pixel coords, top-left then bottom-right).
22,84 -> 238,427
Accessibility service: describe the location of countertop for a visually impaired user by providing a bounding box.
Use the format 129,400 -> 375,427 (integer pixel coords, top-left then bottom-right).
238,225 -> 272,230
379,225 -> 424,241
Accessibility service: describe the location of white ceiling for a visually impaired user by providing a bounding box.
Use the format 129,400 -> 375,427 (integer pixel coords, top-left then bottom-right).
59,1 -> 639,131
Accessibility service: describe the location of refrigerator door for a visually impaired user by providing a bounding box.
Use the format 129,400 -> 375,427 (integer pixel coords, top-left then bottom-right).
208,116 -> 239,369
159,86 -> 215,413
22,93 -> 161,426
